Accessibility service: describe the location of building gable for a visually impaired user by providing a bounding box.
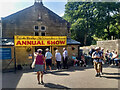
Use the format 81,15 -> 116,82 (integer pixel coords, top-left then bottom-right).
2,2 -> 70,38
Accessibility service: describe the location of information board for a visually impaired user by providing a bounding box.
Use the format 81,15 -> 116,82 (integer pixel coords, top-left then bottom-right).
0,48 -> 12,60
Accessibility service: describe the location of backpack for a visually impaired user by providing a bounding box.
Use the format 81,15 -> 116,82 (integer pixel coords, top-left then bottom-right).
89,49 -> 95,56
93,51 -> 101,58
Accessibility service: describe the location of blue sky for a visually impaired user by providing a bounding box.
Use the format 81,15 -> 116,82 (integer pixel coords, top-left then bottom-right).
0,0 -> 67,18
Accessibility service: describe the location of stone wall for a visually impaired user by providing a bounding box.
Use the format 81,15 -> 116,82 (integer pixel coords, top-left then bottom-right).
2,44 -> 79,69
80,39 -> 120,54
97,39 -> 120,53
80,45 -> 97,55
0,21 -> 1,38
15,46 -> 33,65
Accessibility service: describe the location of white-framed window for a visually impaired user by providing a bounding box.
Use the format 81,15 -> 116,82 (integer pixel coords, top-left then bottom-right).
40,26 -> 46,31
34,26 -> 39,31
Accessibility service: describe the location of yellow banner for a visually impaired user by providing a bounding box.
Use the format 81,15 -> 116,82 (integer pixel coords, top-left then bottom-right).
14,36 -> 67,46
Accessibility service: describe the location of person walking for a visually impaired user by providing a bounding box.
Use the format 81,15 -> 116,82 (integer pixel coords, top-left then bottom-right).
92,47 -> 102,77
99,47 -> 104,75
55,49 -> 62,70
62,48 -> 68,69
45,48 -> 52,72
34,49 -> 45,85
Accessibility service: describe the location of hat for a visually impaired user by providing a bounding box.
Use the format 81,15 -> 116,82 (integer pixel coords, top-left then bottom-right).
37,49 -> 43,52
95,47 -> 99,50
101,48 -> 104,50
63,48 -> 66,50
55,49 -> 59,52
46,48 -> 49,51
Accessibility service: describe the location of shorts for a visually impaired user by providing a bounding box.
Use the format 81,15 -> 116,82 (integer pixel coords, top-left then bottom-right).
46,59 -> 52,66
94,62 -> 101,70
34,65 -> 44,72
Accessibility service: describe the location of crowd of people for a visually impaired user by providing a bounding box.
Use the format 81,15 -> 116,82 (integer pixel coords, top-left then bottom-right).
32,48 -> 68,85
89,47 -> 120,77
32,47 -> 120,84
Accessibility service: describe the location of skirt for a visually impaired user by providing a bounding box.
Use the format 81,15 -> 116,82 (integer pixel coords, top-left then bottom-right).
34,65 -> 44,72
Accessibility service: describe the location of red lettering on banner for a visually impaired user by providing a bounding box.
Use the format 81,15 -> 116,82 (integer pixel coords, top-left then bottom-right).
51,41 -> 56,45
42,41 -> 45,45
27,41 -> 32,45
37,41 -> 41,45
22,41 -> 26,45
16,41 -> 21,45
56,41 -> 59,44
47,41 -> 50,45
16,40 -> 65,46
60,41 -> 65,44
32,41 -> 36,45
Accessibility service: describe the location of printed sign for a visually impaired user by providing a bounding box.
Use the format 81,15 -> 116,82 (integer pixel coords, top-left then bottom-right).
28,54 -> 32,60
14,36 -> 67,46
0,48 -> 12,60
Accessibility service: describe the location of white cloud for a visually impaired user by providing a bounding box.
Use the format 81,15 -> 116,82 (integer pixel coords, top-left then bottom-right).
0,0 -> 34,3
59,13 -> 64,17
0,0 -> 67,3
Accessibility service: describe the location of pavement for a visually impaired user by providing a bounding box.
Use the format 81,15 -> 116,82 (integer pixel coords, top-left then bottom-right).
2,64 -> 120,89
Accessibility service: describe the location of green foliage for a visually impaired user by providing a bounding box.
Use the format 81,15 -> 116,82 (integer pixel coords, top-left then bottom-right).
63,2 -> 120,46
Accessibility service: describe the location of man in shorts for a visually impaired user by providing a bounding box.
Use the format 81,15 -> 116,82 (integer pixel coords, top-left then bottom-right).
92,47 -> 102,77
45,48 -> 52,72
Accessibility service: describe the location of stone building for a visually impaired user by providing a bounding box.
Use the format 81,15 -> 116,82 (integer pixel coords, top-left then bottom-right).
0,20 -> 1,38
1,0 -> 80,69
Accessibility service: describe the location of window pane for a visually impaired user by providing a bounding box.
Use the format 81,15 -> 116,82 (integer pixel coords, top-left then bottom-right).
35,32 -> 39,36
41,32 -> 45,36
41,26 -> 46,31
35,26 -> 39,30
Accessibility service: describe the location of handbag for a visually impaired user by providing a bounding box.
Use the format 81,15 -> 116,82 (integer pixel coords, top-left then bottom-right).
31,58 -> 36,68
31,52 -> 37,68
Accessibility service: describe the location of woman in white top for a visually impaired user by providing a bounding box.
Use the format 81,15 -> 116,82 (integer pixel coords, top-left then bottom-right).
55,50 -> 62,70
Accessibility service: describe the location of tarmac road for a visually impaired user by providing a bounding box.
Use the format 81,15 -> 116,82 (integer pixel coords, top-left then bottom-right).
2,65 -> 120,89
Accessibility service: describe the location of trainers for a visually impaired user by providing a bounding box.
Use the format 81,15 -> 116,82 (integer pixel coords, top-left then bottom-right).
38,82 -> 40,84
44,71 -> 47,74
95,73 -> 99,77
50,71 -> 52,72
98,73 -> 101,77
41,81 -> 44,85
100,72 -> 103,75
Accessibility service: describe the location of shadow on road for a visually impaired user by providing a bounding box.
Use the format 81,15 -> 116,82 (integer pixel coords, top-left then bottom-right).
51,71 -> 70,76
101,76 -> 120,80
103,72 -> 120,75
100,72 -> 120,80
44,83 -> 71,89
2,64 -> 119,88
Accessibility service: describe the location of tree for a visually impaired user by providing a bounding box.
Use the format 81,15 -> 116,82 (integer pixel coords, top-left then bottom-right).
64,2 -> 120,46
64,2 -> 96,46
94,2 -> 120,40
